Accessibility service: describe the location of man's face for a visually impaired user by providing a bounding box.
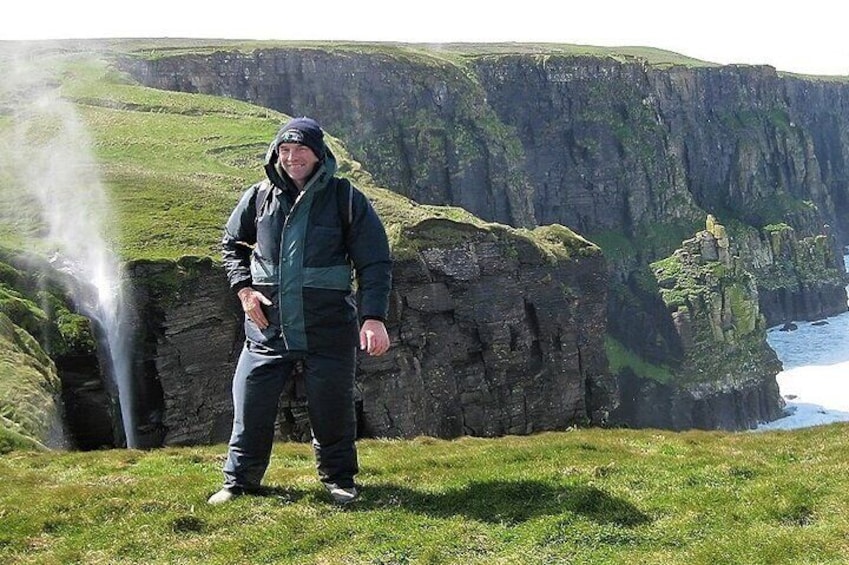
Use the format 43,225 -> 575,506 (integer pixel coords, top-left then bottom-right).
278,142 -> 319,187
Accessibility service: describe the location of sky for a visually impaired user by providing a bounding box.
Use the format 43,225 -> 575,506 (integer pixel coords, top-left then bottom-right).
2,0 -> 848,76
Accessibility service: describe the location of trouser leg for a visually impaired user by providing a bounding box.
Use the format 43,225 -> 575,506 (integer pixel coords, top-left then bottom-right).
222,345 -> 291,490
304,347 -> 359,489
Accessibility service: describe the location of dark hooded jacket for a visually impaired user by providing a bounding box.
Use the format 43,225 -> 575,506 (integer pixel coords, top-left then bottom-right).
221,131 -> 392,353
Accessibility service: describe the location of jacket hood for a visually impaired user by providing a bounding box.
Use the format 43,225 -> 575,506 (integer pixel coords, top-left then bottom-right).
263,133 -> 338,191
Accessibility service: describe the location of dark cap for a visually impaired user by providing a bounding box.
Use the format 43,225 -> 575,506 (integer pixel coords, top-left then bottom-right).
276,117 -> 325,159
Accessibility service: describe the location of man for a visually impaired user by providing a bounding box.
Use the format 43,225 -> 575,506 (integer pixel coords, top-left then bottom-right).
209,117 -> 392,505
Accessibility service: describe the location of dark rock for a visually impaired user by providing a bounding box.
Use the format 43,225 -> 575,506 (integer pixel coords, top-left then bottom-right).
126,222 -> 613,444
119,48 -> 849,330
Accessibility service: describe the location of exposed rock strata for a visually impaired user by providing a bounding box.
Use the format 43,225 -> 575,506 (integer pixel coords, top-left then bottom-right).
127,222 -> 613,445
357,220 -> 613,438
120,50 -> 849,240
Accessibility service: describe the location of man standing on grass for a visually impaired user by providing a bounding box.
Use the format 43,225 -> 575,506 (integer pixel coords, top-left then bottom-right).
209,117 -> 392,505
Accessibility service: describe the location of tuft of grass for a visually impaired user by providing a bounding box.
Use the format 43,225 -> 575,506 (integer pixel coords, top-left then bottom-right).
0,426 -> 848,564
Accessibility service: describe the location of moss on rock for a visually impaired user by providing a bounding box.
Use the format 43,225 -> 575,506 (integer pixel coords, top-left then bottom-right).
0,311 -> 62,449
647,216 -> 778,386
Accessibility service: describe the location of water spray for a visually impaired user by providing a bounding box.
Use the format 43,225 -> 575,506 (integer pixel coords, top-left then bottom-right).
0,46 -> 139,448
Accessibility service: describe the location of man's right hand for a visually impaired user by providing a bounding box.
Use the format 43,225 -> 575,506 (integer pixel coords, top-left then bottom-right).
237,287 -> 272,329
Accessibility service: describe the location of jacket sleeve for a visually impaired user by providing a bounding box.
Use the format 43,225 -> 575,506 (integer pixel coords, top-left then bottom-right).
221,185 -> 260,293
346,187 -> 393,321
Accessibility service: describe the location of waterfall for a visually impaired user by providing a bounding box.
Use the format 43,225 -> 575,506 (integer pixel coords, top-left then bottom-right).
0,46 -> 138,448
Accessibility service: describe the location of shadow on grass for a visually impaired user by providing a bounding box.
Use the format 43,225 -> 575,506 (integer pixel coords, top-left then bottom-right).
354,479 -> 651,527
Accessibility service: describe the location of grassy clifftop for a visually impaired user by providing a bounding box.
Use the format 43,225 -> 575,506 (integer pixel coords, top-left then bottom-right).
0,43 -> 597,262
2,425 -> 848,564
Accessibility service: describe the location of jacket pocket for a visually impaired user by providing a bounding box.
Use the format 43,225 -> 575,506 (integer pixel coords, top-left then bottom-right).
304,225 -> 347,266
243,285 -> 283,347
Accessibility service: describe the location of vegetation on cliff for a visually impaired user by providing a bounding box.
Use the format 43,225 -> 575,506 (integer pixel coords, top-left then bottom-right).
755,224 -> 846,291
646,216 -> 780,385
0,247 -> 104,450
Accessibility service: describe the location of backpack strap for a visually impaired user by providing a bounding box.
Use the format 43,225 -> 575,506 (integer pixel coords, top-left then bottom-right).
254,180 -> 273,223
337,178 -> 354,236
336,179 -> 356,281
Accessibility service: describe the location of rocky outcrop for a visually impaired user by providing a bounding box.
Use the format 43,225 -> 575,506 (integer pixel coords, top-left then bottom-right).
357,219 -> 612,437
614,366 -> 783,430
610,217 -> 784,430
127,257 -> 241,446
124,221 -> 612,445
0,250 -> 82,450
742,224 -> 847,325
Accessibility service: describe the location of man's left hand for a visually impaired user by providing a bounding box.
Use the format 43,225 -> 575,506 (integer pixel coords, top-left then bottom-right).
360,319 -> 390,356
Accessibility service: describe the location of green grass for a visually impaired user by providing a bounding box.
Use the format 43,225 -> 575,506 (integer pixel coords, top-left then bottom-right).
96,38 -> 720,70
1,426 -> 848,564
605,336 -> 674,384
0,47 -> 282,260
1,46 -> 590,263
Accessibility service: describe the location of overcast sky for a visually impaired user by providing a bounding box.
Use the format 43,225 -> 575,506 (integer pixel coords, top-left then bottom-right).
2,0 -> 847,76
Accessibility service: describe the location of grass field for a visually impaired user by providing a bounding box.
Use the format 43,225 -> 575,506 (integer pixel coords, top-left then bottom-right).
1,425 -> 848,564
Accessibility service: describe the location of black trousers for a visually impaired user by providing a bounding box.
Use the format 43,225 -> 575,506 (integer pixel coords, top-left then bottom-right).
221,343 -> 358,490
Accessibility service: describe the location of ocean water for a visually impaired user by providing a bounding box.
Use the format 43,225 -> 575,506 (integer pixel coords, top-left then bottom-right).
758,293 -> 849,430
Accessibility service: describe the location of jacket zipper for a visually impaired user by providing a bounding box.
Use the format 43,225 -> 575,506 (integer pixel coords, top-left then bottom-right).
276,172 -> 321,348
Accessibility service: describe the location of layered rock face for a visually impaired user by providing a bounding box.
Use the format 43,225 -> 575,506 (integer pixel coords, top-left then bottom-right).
612,217 -> 784,430
357,220 -> 612,438
115,46 -> 843,435
127,223 -> 612,445
121,48 -> 849,325
118,51 -> 849,238
128,257 -> 241,446
740,225 -> 848,325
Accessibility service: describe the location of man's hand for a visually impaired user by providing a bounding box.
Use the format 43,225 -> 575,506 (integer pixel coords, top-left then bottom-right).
238,287 -> 272,329
360,319 -> 390,356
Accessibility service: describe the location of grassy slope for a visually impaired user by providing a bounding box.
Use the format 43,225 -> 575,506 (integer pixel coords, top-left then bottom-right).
62,55 -> 280,260
0,41 -> 847,564
2,44 -> 598,261
2,426 -> 848,564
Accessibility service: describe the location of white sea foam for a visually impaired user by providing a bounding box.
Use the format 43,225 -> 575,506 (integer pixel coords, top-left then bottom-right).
759,278 -> 849,431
